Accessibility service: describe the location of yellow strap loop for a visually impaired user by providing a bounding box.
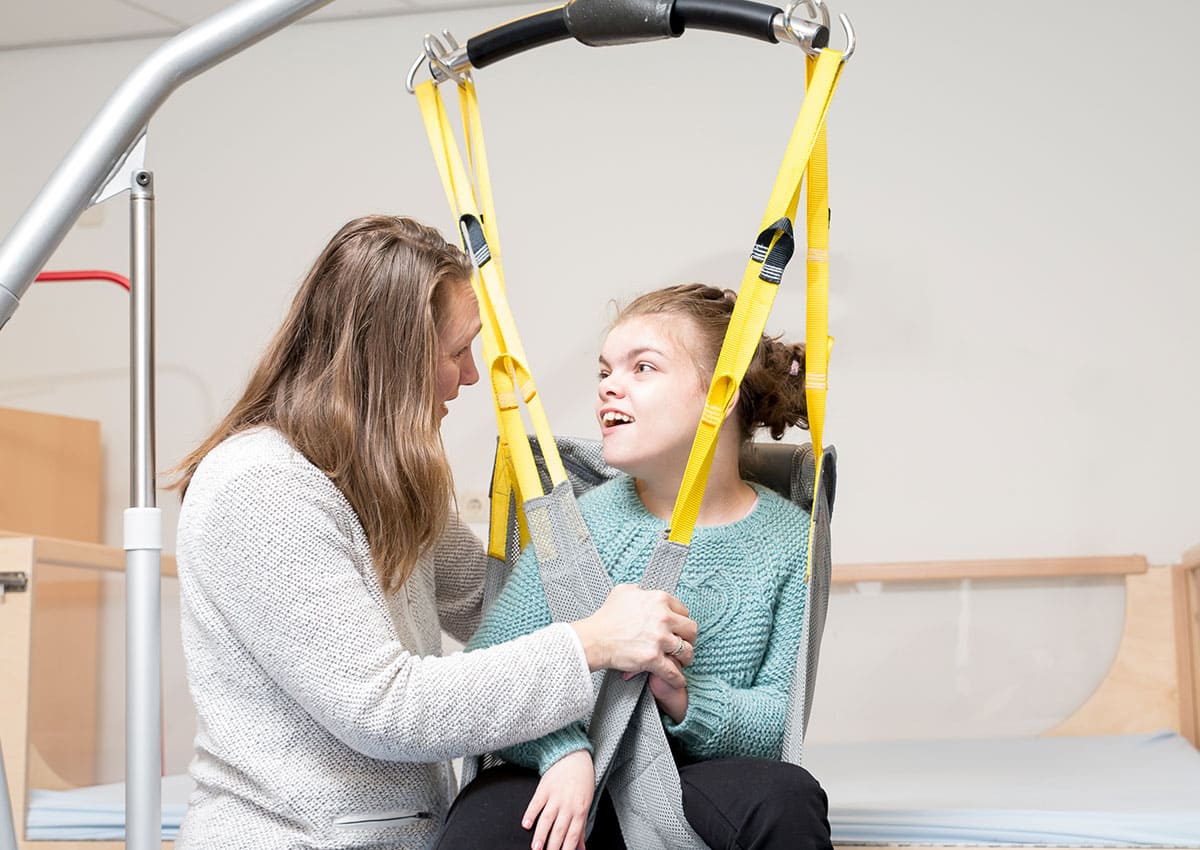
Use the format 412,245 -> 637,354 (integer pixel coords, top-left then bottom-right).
415,79 -> 568,514
669,49 -> 843,545
804,55 -> 834,461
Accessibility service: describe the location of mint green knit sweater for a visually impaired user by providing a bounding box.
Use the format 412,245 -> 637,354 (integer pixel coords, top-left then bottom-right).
467,474 -> 810,774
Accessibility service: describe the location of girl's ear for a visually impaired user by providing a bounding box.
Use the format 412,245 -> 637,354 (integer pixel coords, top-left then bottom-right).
725,387 -> 741,419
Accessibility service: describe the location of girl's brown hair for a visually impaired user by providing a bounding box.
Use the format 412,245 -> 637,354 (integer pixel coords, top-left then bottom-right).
172,215 -> 474,592
614,283 -> 808,442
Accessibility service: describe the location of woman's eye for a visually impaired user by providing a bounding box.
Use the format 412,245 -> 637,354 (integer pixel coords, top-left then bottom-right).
635,362 -> 655,373
597,370 -> 610,380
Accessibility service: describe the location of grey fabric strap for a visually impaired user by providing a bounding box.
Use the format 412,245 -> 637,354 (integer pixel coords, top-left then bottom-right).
589,535 -> 706,848
524,485 -> 706,848
587,536 -> 688,786
780,446 -> 836,764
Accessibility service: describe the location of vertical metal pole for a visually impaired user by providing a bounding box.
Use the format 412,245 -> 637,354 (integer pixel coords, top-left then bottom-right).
126,169 -> 162,850
0,739 -> 17,850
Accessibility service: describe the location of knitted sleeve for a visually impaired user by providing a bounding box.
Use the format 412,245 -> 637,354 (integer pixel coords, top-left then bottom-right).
432,514 -> 489,644
467,544 -> 594,774
663,522 -> 809,761
184,461 -> 593,763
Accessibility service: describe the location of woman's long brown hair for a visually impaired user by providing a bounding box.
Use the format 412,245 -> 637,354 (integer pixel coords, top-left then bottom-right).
172,215 -> 474,592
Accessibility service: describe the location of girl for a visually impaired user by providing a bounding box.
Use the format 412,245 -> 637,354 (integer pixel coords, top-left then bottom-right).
440,284 -> 831,850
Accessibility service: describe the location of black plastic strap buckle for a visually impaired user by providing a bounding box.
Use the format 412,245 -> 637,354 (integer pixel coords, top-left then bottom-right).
751,217 -> 795,284
458,215 -> 493,269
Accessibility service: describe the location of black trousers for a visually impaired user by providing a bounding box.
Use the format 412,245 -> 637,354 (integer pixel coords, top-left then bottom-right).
436,758 -> 832,850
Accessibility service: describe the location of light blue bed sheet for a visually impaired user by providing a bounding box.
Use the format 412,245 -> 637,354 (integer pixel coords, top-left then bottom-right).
804,731 -> 1200,846
25,733 -> 1200,844
26,774 -> 192,841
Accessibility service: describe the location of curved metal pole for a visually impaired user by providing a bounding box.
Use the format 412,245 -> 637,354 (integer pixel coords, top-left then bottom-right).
0,0 -> 335,333
126,170 -> 161,850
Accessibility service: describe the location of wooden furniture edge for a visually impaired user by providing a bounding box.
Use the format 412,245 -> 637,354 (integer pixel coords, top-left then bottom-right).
1175,551 -> 1200,747
831,554 -> 1147,584
1049,565 -> 1178,737
0,539 -> 34,846
0,531 -> 177,577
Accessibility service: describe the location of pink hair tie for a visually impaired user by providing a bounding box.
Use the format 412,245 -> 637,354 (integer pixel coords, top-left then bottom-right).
789,357 -> 801,377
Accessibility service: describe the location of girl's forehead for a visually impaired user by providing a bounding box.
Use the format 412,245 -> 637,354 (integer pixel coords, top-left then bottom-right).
605,314 -> 694,352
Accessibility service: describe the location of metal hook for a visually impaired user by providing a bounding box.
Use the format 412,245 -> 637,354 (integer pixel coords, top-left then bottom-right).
786,0 -> 855,63
835,12 -> 855,61
779,0 -> 830,56
425,33 -> 470,85
405,31 -> 470,94
405,50 -> 426,93
788,0 -> 830,31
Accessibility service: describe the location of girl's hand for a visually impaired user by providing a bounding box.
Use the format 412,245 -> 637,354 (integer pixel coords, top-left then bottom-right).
522,750 -> 594,850
647,672 -> 689,724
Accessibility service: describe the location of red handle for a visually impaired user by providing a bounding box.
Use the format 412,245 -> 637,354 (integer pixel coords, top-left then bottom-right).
35,269 -> 131,291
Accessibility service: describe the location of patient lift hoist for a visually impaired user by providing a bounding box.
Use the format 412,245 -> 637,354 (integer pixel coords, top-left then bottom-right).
411,5 -> 848,847
0,1 -> 852,848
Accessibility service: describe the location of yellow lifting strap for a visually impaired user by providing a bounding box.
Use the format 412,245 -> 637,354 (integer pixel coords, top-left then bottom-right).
415,79 -> 566,557
668,48 -> 843,545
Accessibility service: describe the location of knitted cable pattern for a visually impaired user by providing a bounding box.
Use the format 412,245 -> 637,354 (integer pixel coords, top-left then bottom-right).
174,427 -> 593,849
468,474 -> 810,773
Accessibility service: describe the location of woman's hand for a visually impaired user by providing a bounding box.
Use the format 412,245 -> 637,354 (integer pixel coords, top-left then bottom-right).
647,672 -> 689,724
570,584 -> 697,688
522,750 -> 594,850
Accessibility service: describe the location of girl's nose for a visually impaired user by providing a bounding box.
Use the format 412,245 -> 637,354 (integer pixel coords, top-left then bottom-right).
598,373 -> 623,398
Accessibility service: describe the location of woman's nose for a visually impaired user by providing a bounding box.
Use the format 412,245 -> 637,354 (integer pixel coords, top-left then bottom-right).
461,351 -> 480,387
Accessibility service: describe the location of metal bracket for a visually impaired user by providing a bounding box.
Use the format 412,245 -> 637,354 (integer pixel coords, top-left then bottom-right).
778,0 -> 855,61
407,30 -> 470,93
90,129 -> 148,207
0,572 -> 28,596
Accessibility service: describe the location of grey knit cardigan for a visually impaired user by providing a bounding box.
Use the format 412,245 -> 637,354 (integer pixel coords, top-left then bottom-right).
174,428 -> 593,849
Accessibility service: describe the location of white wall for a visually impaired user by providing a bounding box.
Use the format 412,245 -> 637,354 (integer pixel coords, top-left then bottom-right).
2,0 -> 1198,763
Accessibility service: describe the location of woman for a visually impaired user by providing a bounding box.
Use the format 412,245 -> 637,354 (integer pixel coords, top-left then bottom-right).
171,215 -> 697,849
442,284 -> 831,850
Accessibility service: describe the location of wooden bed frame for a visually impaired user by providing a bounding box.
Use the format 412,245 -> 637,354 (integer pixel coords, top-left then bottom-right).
1,536 -> 1198,850
827,548 -> 1200,850
0,533 -> 176,850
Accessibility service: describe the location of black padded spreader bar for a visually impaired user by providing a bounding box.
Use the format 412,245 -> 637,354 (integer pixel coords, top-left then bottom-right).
564,0 -> 679,46
672,0 -> 783,44
467,9 -> 571,69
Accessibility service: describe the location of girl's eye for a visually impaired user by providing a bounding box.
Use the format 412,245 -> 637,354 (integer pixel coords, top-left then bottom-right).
635,362 -> 655,373
597,370 -> 610,380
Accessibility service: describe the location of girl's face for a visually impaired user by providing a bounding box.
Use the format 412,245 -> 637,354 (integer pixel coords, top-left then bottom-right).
596,314 -> 709,481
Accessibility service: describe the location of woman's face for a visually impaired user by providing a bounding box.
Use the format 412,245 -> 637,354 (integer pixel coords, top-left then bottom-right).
596,314 -> 708,481
434,281 -> 481,420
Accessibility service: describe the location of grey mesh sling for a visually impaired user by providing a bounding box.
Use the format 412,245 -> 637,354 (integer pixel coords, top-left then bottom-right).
490,437 -> 838,839
418,37 -> 846,850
